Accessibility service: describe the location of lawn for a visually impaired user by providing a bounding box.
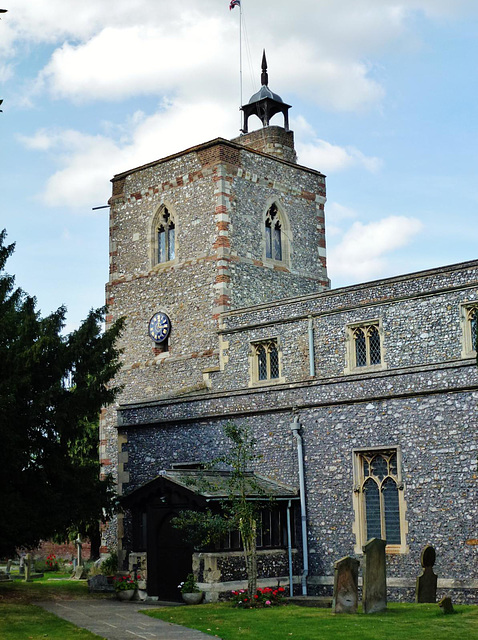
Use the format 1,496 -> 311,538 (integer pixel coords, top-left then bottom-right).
146,602 -> 478,640
0,574 -> 105,640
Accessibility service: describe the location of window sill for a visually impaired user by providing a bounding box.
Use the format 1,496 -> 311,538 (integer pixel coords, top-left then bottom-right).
249,377 -> 286,388
344,363 -> 386,375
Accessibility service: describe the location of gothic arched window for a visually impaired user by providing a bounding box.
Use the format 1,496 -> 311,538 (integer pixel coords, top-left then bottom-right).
264,203 -> 290,264
353,448 -> 407,552
151,206 -> 176,266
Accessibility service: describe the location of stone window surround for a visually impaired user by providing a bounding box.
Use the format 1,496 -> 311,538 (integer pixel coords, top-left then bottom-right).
262,198 -> 291,269
460,302 -> 478,359
352,445 -> 409,555
248,337 -> 285,387
344,318 -> 386,375
149,202 -> 178,269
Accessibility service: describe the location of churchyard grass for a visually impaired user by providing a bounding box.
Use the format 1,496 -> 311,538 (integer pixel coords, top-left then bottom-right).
146,602 -> 478,640
0,604 -> 103,640
0,575 -> 106,640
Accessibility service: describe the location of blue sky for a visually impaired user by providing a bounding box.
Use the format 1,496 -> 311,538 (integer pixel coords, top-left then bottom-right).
1,1 -> 477,331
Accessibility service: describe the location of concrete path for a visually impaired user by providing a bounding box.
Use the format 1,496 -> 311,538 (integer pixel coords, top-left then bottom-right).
37,599 -> 215,640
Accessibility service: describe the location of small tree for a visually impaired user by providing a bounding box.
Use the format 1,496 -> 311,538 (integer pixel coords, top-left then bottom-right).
173,423 -> 268,596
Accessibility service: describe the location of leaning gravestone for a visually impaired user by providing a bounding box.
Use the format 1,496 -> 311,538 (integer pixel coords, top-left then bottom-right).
333,556 -> 360,613
362,538 -> 387,614
72,565 -> 87,580
416,545 -> 437,603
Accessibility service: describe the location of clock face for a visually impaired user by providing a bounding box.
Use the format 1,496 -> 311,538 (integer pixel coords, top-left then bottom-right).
148,312 -> 171,344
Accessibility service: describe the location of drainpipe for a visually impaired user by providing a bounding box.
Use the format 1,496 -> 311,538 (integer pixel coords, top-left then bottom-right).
308,316 -> 315,377
286,500 -> 294,597
291,416 -> 308,595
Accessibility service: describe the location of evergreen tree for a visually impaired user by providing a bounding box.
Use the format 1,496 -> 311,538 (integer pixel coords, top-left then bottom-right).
0,230 -> 124,557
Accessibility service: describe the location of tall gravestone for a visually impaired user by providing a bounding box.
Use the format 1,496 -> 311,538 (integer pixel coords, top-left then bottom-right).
362,538 -> 387,614
24,553 -> 32,582
416,545 -> 437,603
333,556 -> 360,613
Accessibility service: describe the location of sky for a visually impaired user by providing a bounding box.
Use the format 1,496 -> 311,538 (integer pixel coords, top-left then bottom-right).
1,0 -> 477,332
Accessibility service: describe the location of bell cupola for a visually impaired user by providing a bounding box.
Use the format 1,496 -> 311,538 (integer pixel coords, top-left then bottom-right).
233,51 -> 296,163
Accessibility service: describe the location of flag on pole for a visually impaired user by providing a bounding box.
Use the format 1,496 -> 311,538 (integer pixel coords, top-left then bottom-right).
229,0 -> 240,10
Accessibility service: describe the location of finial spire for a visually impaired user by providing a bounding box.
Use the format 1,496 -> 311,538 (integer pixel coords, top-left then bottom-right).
261,49 -> 268,86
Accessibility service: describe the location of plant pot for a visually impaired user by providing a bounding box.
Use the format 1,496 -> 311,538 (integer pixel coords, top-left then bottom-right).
117,589 -> 135,601
182,591 -> 204,605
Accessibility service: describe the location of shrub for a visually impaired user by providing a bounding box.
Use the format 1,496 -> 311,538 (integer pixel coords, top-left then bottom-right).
230,586 -> 286,608
100,552 -> 118,576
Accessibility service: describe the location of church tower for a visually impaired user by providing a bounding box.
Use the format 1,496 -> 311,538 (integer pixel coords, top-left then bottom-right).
100,59 -> 330,533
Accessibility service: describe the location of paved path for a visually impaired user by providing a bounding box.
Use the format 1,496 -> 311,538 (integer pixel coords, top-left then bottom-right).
37,599 -> 215,640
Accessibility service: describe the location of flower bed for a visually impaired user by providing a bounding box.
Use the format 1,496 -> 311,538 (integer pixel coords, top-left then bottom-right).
230,586 -> 286,608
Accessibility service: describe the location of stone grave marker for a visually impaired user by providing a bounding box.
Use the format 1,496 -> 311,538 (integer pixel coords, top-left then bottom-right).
88,574 -> 114,593
5,559 -> 12,575
24,553 -> 32,582
75,535 -> 83,566
332,556 -> 360,613
72,565 -> 87,580
438,596 -> 454,614
362,538 -> 387,614
416,544 -> 437,603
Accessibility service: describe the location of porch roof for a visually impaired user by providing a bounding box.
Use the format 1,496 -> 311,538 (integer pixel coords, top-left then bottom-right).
122,469 -> 298,506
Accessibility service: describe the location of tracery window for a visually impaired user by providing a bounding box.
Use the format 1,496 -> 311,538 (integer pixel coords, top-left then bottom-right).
466,305 -> 478,353
346,322 -> 384,372
156,207 -> 175,263
265,203 -> 282,261
353,448 -> 407,553
251,339 -> 281,384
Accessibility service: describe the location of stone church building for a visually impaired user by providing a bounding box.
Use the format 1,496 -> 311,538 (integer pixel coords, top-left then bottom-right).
100,60 -> 478,603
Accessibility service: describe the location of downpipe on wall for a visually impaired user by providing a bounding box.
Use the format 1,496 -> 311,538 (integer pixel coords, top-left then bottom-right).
308,316 -> 315,377
291,416 -> 309,595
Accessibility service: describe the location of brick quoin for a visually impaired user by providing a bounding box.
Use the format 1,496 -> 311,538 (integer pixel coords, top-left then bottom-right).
301,191 -> 316,202
214,295 -> 231,306
215,274 -> 231,283
215,205 -> 228,214
100,458 -> 111,466
216,221 -> 229,231
213,236 -> 231,249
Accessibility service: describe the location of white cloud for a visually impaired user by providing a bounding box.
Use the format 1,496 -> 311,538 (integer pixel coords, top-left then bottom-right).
294,117 -> 382,173
328,216 -> 424,281
6,0 -> 448,113
38,19 -> 235,103
19,99 -> 238,209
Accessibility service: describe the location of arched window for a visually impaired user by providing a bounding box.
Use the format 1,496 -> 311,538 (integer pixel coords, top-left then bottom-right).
355,450 -> 404,548
250,339 -> 282,384
264,202 -> 289,264
346,321 -> 384,373
151,206 -> 176,266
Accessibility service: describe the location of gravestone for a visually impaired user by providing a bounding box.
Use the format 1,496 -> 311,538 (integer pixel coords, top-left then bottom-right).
5,559 -> 12,575
24,553 -> 32,582
362,538 -> 387,614
332,556 -> 360,613
439,596 -> 454,614
75,535 -> 83,566
19,553 -> 25,575
88,574 -> 114,593
416,545 -> 437,603
72,565 -> 87,580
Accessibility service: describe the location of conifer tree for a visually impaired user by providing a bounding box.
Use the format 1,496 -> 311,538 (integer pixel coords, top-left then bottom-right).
0,230 -> 124,557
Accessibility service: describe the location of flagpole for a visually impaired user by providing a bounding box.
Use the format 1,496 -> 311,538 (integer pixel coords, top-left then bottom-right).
239,1 -> 243,107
